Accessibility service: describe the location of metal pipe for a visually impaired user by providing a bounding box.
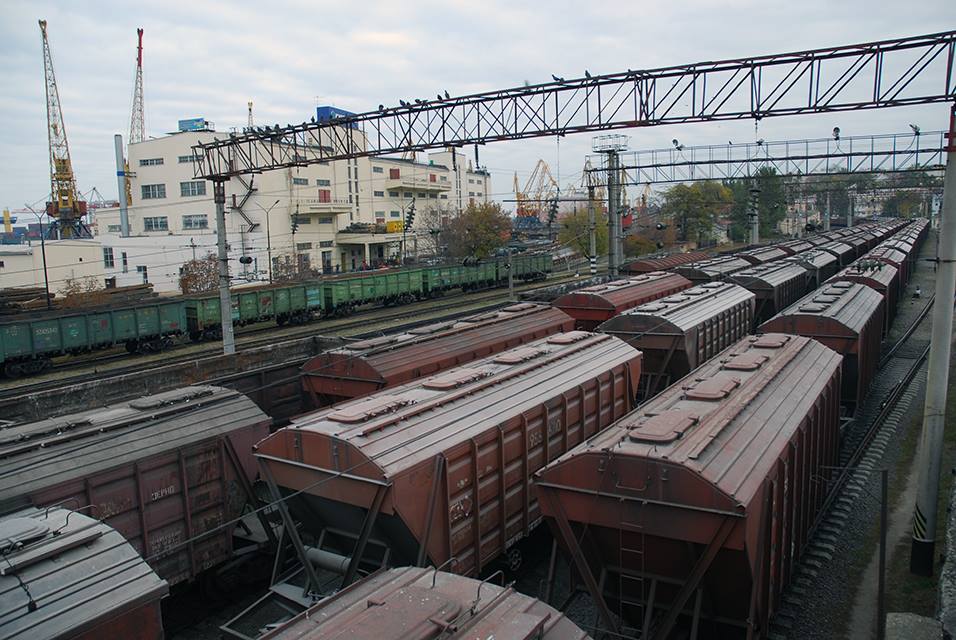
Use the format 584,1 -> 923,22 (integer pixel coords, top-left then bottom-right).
113,134 -> 130,237
910,104 -> 956,576
878,468 -> 887,640
214,181 -> 236,355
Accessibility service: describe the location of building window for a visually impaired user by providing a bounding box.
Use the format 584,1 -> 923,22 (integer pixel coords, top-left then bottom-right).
318,189 -> 331,203
293,214 -> 311,225
429,193 -> 438,199
388,190 -> 399,198
429,174 -> 437,183
476,179 -> 483,184
389,168 -> 400,179
296,242 -> 312,250
469,192 -> 475,197
373,190 -> 385,197
182,214 -> 208,229
122,252 -> 128,273
139,158 -> 164,166
180,180 -> 207,197
178,154 -> 198,164
103,247 -> 114,268
292,177 -> 309,186
403,192 -> 413,198
107,224 -> 122,233
144,216 -> 168,231
136,265 -> 149,283
318,216 -> 333,224
468,178 -> 475,184
319,240 -> 333,248
440,175 -> 448,182
390,211 -> 400,218
440,194 -> 448,199
141,184 -> 166,199
373,166 -> 384,174
317,179 -> 331,186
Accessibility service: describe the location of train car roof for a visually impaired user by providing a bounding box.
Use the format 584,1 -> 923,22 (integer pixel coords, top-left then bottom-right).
621,250 -> 710,273
598,282 -> 755,334
0,385 -> 269,504
762,282 -> 884,335
260,566 -> 590,640
674,256 -> 753,280
539,334 -> 841,513
260,332 -> 640,478
552,272 -> 691,312
0,507 -> 167,639
729,262 -> 809,290
829,263 -> 899,290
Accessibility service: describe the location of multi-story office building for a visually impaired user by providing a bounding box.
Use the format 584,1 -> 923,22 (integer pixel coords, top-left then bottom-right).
96,111 -> 491,291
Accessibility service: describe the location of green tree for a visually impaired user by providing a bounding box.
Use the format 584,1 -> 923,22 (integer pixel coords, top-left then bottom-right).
445,202 -> 512,258
724,167 -> 789,241
557,208 -> 608,258
660,182 -> 733,245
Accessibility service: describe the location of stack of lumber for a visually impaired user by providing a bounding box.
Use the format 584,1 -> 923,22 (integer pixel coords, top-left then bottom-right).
0,288 -> 55,315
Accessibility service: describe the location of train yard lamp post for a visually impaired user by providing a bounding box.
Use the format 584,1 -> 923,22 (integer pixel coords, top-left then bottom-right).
254,199 -> 281,283
24,204 -> 51,309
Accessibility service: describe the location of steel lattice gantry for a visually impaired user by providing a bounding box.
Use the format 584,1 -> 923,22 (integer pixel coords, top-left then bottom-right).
193,30 -> 956,180
588,129 -> 948,185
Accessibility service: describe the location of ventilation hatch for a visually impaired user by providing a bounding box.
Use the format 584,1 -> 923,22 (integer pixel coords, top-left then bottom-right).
753,334 -> 791,349
349,335 -> 400,350
494,347 -> 545,364
626,410 -> 700,444
547,331 -> 592,345
129,387 -> 215,410
328,395 -> 414,424
423,368 -> 490,390
723,352 -> 770,370
408,322 -> 455,335
799,303 -> 826,313
684,375 -> 740,400
502,302 -> 537,312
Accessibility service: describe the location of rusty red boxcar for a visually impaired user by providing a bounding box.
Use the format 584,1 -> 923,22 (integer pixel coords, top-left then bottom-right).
777,239 -> 815,255
816,240 -> 857,266
620,250 -> 710,275
255,332 -> 642,587
0,507 -> 168,640
729,262 -> 810,326
862,245 -> 911,285
552,272 -> 692,330
300,303 -> 574,407
598,281 -> 755,400
0,385 -> 271,586
760,282 -> 884,412
674,256 -> 753,284
535,334 -> 842,639
260,566 -> 590,640
828,262 -> 900,336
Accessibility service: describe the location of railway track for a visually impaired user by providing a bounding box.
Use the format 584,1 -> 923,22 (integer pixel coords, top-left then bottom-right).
769,293 -> 937,637
0,272 -> 588,402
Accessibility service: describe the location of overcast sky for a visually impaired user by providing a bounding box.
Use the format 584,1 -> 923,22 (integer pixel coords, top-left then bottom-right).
1,0 -> 952,213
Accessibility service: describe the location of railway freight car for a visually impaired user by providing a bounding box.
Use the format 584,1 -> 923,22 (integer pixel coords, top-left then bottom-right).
863,245 -> 912,285
552,272 -> 692,330
535,334 -> 842,639
782,249 -> 840,289
0,299 -> 187,376
598,282 -> 755,400
816,240 -> 857,266
729,262 -> 810,326
760,282 -> 884,413
255,332 -> 642,593
0,507 -> 169,640
621,251 -> 710,275
674,256 -> 753,284
254,567 -> 590,640
300,303 -> 575,406
828,262 -> 900,336
0,386 -> 271,586
736,245 -> 789,265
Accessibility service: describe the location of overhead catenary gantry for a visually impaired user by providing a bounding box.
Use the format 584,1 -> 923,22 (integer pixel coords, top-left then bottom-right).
192,30 -> 956,180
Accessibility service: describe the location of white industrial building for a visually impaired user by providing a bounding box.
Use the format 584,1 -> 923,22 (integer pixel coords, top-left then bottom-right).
95,112 -> 492,292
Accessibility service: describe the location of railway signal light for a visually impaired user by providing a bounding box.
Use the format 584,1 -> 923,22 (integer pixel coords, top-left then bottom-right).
239,256 -> 253,264
405,201 -> 416,228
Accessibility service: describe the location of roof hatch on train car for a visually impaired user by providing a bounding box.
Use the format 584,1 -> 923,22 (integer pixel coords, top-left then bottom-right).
328,395 -> 414,424
626,410 -> 700,444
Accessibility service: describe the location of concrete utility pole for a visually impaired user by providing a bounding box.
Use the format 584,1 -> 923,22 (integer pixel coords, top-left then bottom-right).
112,134 -> 130,237
507,246 -> 514,299
607,151 -> 620,276
825,191 -> 832,231
213,181 -> 236,355
587,185 -> 597,276
910,104 -> 956,576
749,185 -> 760,244
848,187 -> 855,228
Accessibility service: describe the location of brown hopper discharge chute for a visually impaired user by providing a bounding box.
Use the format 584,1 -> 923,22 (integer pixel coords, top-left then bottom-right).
255,331 -> 642,594
535,334 -> 843,639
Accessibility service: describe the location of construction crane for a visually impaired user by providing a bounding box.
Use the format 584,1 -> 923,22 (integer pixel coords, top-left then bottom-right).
39,19 -> 90,239
122,28 -> 146,207
513,159 -> 559,220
